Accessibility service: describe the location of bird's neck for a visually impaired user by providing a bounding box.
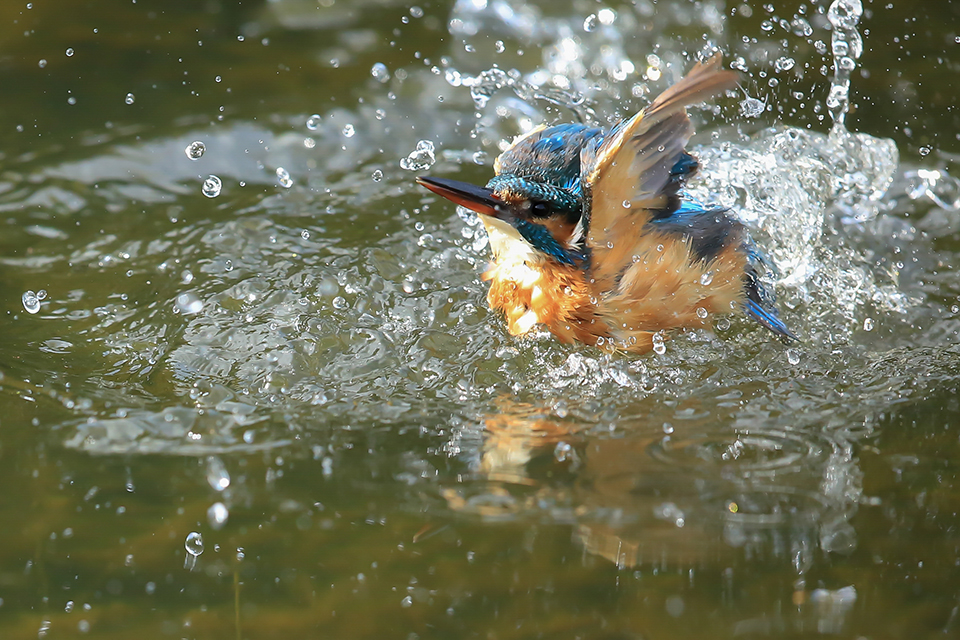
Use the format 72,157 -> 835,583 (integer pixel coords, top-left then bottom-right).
481,216 -> 543,272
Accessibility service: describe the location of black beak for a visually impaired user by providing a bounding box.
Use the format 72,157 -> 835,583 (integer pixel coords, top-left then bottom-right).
416,176 -> 508,219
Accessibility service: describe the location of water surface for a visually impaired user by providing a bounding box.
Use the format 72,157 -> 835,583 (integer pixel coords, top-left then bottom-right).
1,0 -> 959,638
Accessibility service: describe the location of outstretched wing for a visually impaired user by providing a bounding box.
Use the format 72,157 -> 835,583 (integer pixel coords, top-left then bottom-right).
581,54 -> 738,286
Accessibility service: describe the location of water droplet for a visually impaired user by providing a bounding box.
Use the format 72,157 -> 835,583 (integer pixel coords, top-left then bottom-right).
401,596 -> 413,608
372,169 -> 383,182
64,601 -> 74,613
175,293 -> 203,315
201,174 -> 221,197
598,8 -> 616,24
38,58 -> 47,68
124,93 -> 135,105
67,96 -> 76,105
185,141 -> 205,160
318,278 -> 339,297
300,229 -> 310,240
399,140 -> 436,171
919,145 -> 932,157
303,137 -> 316,149
22,290 -> 40,314
444,68 -> 462,86
370,62 -> 390,83
863,317 -> 874,331
184,532 -> 203,571
791,17 -> 814,37
787,348 -> 801,365
494,40 -> 505,53
827,0 -> 863,31
342,123 -> 356,137
696,307 -> 708,319
622,200 -> 632,208
774,56 -> 796,72
276,166 -> 293,188
306,114 -> 322,131
332,296 -> 348,310
215,75 -> 222,83
740,95 -> 765,118
206,456 -> 231,491
652,332 -> 667,355
554,441 -> 573,461
700,271 -> 714,286
207,502 -> 229,529
65,47 -> 74,57
583,13 -> 598,31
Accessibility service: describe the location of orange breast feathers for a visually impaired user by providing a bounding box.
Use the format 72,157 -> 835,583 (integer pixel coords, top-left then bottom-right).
480,215 -> 749,353
482,256 -> 603,347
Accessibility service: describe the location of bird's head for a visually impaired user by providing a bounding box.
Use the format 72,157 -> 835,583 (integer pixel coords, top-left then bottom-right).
417,174 -> 585,266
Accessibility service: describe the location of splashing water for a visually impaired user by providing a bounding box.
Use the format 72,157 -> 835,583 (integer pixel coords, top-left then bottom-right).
399,140 -> 436,171
825,0 -> 863,131
687,0 -> 903,335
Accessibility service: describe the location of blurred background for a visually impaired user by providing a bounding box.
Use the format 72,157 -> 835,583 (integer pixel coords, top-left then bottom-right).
1,0 -> 959,637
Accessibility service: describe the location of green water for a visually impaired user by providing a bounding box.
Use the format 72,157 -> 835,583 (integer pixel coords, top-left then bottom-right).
2,0 -> 960,638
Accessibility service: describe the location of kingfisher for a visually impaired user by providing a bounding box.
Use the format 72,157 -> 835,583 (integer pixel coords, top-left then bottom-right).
418,54 -> 796,353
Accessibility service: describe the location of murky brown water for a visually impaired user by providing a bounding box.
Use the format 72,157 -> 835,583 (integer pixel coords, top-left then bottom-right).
2,0 -> 960,638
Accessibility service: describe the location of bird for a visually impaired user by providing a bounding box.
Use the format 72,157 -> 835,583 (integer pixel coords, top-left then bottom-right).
417,54 -> 796,354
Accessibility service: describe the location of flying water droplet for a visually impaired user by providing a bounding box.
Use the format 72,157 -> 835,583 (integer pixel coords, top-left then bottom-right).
185,141 -> 205,160
207,502 -> 229,529
696,307 -> 708,319
740,95 -> 765,118
65,47 -> 74,57
201,174 -> 221,197
175,293 -> 203,315
124,93 -> 135,105
399,140 -> 436,171
276,167 -> 293,188
583,13 -> 598,31
306,114 -> 322,131
22,290 -> 40,314
370,62 -> 390,83
787,349 -> 801,365
183,532 -> 203,571
774,57 -> 796,72
863,317 -> 874,331
700,271 -> 714,286
372,169 -> 383,182
342,123 -> 356,137
791,17 -> 814,37
206,456 -> 231,491
38,58 -> 47,68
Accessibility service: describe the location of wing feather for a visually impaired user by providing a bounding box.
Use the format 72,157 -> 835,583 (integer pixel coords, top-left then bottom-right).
582,54 -> 739,286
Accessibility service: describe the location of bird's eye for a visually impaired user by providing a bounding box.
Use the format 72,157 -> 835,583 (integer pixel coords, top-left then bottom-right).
529,201 -> 551,218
